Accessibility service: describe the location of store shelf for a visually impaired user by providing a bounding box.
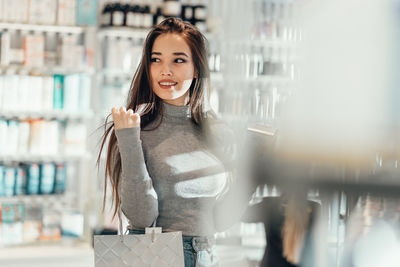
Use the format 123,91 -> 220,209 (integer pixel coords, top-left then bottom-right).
0,65 -> 95,75
97,27 -> 149,39
0,110 -> 94,120
0,193 -> 68,203
0,152 -> 91,163
0,22 -> 85,34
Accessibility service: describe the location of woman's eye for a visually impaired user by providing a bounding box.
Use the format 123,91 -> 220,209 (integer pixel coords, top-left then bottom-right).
175,58 -> 186,63
151,58 -> 159,62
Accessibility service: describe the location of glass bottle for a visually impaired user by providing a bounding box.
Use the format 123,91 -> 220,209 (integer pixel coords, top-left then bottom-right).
125,3 -> 135,27
112,3 -> 124,27
162,0 -> 182,18
101,3 -> 112,27
142,5 -> 153,28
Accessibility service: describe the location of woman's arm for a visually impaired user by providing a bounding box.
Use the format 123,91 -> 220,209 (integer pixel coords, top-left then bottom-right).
116,127 -> 159,228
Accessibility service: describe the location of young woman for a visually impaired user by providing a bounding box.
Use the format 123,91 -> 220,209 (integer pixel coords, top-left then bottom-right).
98,18 -> 253,267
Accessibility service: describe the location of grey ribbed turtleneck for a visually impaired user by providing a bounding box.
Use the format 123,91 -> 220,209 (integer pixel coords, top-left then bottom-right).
115,102 -> 246,236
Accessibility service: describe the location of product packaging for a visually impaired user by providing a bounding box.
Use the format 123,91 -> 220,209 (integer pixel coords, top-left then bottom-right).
63,74 -> 80,111
17,121 -> 30,154
23,34 -> 45,67
4,167 -> 16,196
0,165 -> 4,196
40,163 -> 55,194
14,167 -> 27,195
7,120 -> 19,155
76,0 -> 97,26
53,74 -> 64,109
23,204 -> 42,242
26,163 -> 40,195
57,0 -> 77,26
41,210 -> 61,240
61,210 -> 83,237
78,74 -> 91,111
54,163 -> 66,194
42,76 -> 55,111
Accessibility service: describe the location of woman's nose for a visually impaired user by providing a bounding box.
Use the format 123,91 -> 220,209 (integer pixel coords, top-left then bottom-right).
160,63 -> 172,76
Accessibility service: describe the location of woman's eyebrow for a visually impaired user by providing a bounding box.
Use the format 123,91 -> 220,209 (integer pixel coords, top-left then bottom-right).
151,52 -> 189,58
173,52 -> 189,58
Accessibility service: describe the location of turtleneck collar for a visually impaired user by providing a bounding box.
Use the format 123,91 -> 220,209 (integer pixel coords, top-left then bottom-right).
162,101 -> 191,119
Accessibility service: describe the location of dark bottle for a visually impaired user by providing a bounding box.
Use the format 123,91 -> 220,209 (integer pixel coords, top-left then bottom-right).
181,5 -> 193,23
122,3 -> 130,26
125,4 -> 135,27
142,5 -> 153,28
132,5 -> 143,28
112,3 -> 125,27
162,0 -> 182,18
101,3 -> 112,27
154,7 -> 165,25
193,4 -> 206,20
108,3 -> 116,26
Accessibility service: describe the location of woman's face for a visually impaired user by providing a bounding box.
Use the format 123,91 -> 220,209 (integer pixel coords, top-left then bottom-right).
150,33 -> 196,106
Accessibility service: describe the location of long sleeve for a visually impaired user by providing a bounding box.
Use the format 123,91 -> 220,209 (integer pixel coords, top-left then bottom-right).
115,127 -> 158,228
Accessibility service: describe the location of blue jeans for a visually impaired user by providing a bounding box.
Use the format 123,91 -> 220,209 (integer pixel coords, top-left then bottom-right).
129,229 -> 219,267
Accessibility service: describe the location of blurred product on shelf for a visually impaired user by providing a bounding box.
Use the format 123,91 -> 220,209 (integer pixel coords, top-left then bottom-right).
0,160 -> 83,247
99,0 -> 208,32
0,163 -> 67,196
0,119 -> 87,157
23,204 -> 42,242
0,30 -> 92,69
27,163 -> 40,195
103,38 -> 142,72
251,0 -> 298,41
162,0 -> 182,17
0,73 -> 91,113
0,0 -> 94,252
1,203 -> 24,245
0,0 -> 97,26
76,0 -> 97,26
61,210 -> 84,237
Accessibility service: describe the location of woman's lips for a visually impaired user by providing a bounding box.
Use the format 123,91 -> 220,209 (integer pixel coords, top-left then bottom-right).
158,79 -> 177,89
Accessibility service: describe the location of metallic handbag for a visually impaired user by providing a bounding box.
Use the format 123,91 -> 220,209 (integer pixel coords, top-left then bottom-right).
94,206 -> 185,267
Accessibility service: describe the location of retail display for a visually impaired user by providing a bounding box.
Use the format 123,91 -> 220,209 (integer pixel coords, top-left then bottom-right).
0,0 -> 94,249
99,0 -> 208,31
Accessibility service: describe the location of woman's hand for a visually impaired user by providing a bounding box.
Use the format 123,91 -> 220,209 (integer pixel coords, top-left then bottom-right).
111,107 -> 140,130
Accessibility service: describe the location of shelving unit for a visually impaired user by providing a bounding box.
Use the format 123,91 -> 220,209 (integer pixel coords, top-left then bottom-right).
0,16 -> 95,249
0,22 -> 85,34
0,110 -> 94,120
97,27 -> 148,39
0,153 -> 91,163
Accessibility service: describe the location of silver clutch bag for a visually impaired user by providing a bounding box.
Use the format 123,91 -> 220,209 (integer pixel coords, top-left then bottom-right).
94,229 -> 185,267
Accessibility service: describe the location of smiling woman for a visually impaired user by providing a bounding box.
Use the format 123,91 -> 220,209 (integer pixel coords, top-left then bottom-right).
97,18 -> 254,267
150,33 -> 196,106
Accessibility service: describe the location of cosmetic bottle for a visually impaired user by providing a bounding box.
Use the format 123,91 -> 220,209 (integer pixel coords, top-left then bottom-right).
112,2 -> 124,27
142,5 -> 153,28
162,0 -> 182,18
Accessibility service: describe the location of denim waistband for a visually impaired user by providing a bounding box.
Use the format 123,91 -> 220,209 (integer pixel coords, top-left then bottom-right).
128,229 -> 215,252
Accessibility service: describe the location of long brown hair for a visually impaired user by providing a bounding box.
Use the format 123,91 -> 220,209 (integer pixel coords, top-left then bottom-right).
97,18 -> 210,218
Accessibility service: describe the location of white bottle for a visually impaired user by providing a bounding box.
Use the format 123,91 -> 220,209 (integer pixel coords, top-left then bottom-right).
162,0 -> 182,17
